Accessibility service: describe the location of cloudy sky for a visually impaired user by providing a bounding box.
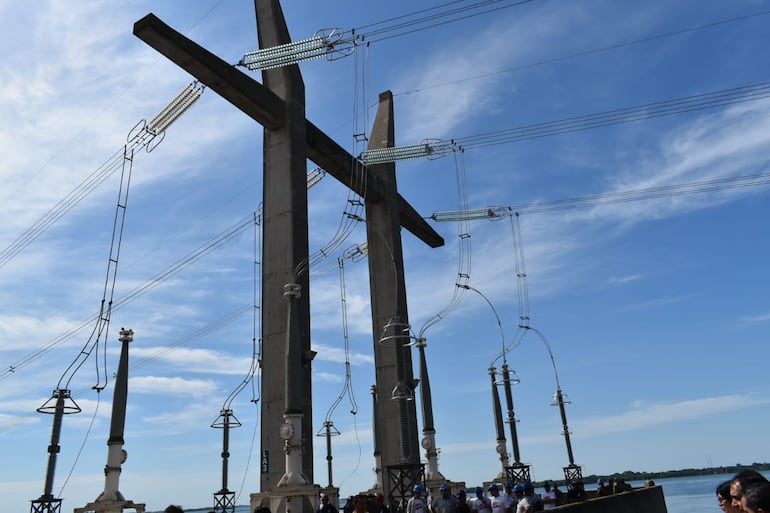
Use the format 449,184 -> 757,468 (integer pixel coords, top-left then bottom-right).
2,1 -> 770,512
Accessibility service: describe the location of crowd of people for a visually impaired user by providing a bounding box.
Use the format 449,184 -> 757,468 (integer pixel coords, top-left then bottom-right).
400,478 -> 609,513
162,469 -> 770,513
717,470 -> 770,513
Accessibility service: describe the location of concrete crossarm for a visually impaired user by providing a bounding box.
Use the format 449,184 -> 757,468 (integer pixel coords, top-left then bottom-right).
133,13 -> 444,249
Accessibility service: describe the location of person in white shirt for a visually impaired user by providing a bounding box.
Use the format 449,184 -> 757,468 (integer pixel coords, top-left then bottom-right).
407,485 -> 428,513
472,487 -> 492,513
513,484 -> 530,513
488,484 -> 508,513
540,482 -> 557,510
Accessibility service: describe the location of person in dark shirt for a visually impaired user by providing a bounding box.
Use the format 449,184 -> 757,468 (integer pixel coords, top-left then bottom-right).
596,480 -> 610,497
566,480 -> 586,502
457,490 -> 471,513
344,496 -> 356,513
319,494 -> 339,513
374,493 -> 389,513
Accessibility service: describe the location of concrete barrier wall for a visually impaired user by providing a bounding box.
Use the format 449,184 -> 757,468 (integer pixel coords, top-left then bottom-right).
551,486 -> 668,513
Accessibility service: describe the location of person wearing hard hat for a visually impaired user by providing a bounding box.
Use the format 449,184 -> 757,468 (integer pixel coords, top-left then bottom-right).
432,483 -> 458,513
472,486 -> 492,513
488,484 -> 508,513
408,484 -> 428,513
503,483 -> 515,512
513,484 -> 530,513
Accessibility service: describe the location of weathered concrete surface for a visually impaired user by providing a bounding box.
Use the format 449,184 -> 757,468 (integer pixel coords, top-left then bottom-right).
132,13 -> 444,249
365,91 -> 421,502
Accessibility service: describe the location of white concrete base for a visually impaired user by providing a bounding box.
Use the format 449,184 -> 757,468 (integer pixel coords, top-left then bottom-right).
251,484 -> 322,513
74,499 -> 145,513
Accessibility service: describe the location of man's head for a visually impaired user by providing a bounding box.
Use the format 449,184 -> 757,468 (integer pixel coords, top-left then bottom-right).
488,484 -> 499,497
731,471 -> 770,511
164,506 -> 184,513
458,490 -> 467,502
514,484 -> 524,498
543,481 -> 552,492
440,484 -> 450,497
744,481 -> 770,513
719,480 -> 742,513
475,486 -> 484,498
413,485 -> 425,497
353,495 -> 368,513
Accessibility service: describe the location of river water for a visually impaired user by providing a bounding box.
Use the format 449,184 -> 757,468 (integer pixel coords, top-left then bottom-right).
163,471 -> 761,513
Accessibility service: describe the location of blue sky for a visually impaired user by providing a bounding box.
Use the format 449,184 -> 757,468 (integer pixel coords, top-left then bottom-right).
2,0 -> 770,511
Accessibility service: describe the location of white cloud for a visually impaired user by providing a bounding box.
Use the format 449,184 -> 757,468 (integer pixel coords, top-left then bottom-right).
130,375 -> 218,396
311,342 -> 374,367
130,346 -> 256,376
739,311 -> 770,323
572,394 -> 770,438
608,274 -> 645,286
615,294 -> 694,312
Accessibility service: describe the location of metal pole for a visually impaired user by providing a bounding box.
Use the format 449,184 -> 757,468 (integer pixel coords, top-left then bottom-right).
555,388 -> 575,465
324,421 -> 333,487
222,410 -> 231,492
501,364 -> 521,464
489,368 -> 509,470
42,391 -> 66,499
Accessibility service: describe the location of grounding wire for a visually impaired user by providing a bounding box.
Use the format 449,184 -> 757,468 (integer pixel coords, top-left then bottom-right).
393,9 -> 770,98
55,132 -> 137,393
417,148 -> 472,339
216,212 -> 261,505
336,405 -> 364,489
323,258 -> 359,426
522,326 -> 562,390
454,284 -> 507,368
233,210 -> 263,504
251,208 -> 263,404
293,42 -> 371,280
501,210 -> 530,358
220,213 -> 262,412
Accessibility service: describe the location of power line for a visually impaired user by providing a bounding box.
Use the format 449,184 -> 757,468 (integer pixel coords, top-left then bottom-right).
509,169 -> 770,215
452,81 -> 770,150
356,0 -> 536,44
393,9 -> 770,97
0,213 -> 255,381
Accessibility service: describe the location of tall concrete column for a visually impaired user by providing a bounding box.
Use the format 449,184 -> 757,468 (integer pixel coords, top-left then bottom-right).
365,91 -> 422,505
255,0 -> 314,493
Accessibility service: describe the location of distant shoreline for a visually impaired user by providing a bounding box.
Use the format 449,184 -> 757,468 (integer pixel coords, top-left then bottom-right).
570,462 -> 770,486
